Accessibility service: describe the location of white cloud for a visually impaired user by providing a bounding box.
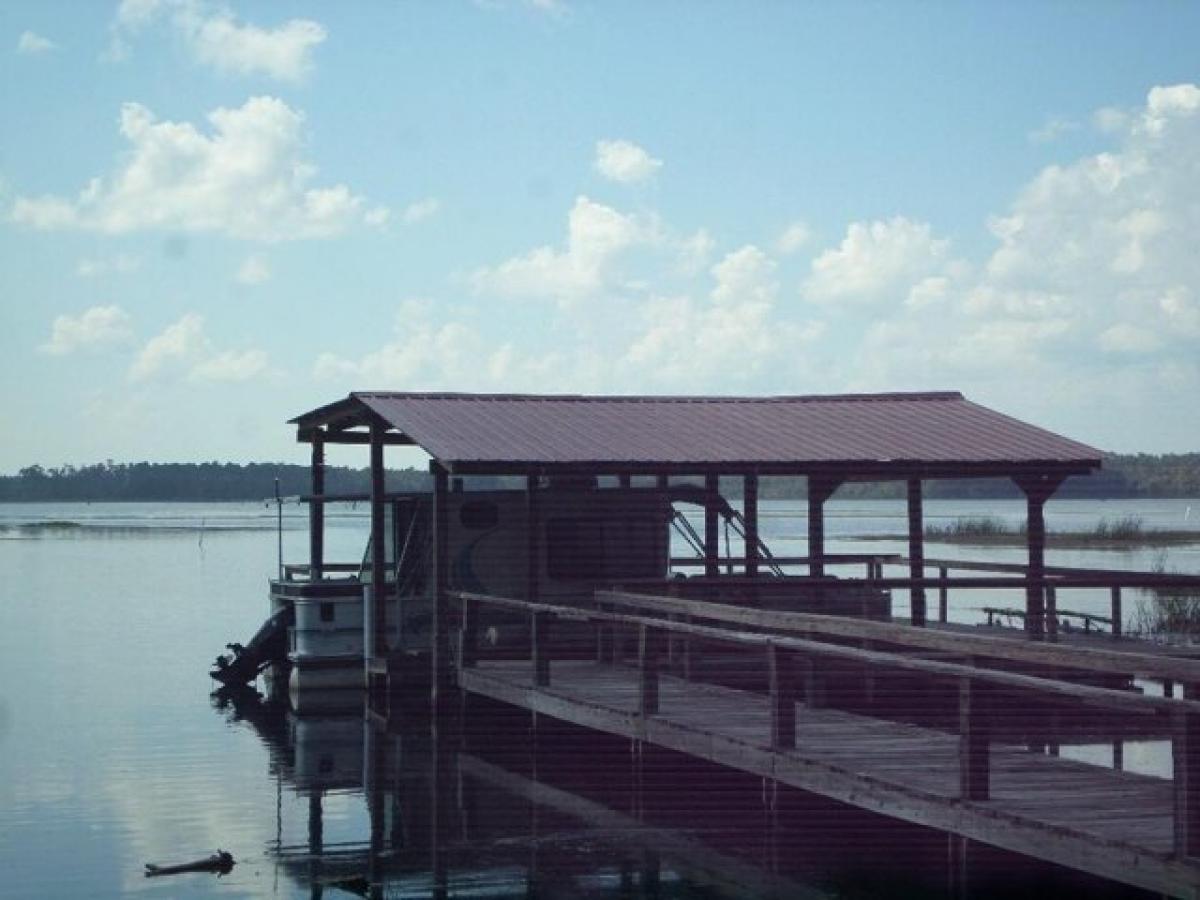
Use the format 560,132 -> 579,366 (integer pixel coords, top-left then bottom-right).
77,254 -> 140,277
11,97 -> 375,240
40,306 -> 133,355
111,0 -> 325,82
595,139 -> 662,184
1098,323 -> 1161,355
471,195 -> 658,303
189,348 -> 267,382
1028,117 -> 1079,143
130,313 -> 209,380
402,197 -> 440,223
775,221 -> 812,255
235,255 -> 270,285
17,31 -> 56,55
129,312 -> 268,382
803,217 -> 953,305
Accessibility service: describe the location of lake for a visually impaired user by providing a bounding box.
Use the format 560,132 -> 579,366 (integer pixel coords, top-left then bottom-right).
1,498 -> 1197,898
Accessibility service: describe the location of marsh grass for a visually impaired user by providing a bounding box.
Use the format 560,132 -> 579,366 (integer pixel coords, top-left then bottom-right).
918,514 -> 1197,547
1132,551 -> 1200,639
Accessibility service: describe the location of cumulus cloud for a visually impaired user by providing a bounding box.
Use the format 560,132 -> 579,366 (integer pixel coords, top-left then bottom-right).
595,139 -> 663,184
1028,116 -> 1079,143
803,217 -> 955,305
17,31 -> 56,55
471,195 -> 659,303
130,312 -> 267,382
10,97 -> 378,240
110,0 -> 325,81
235,255 -> 270,285
775,221 -> 812,255
41,306 -> 133,355
77,254 -> 140,277
402,197 -> 440,224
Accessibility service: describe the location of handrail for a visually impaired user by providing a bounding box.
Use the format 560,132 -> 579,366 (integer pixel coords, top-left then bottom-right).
453,590 -> 1200,717
594,589 -> 1200,684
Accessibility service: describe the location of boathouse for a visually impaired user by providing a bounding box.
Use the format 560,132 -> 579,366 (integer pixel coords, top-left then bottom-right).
288,390 -> 1101,688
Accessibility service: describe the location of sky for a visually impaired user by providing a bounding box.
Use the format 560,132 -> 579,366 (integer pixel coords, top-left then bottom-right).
1,1 -> 1198,474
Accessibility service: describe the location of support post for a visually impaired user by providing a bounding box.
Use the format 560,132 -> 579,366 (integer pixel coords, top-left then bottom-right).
370,423 -> 387,661
1046,585 -> 1059,640
526,475 -> 539,604
309,431 -> 325,580
768,644 -> 796,750
1111,586 -> 1123,637
907,478 -> 926,626
807,477 -> 838,578
532,611 -> 551,687
704,473 -> 719,578
959,677 -> 990,800
460,594 -> 477,669
1014,475 -> 1064,640
939,566 -> 949,623
618,473 -> 631,488
431,463 -> 451,699
1175,706 -> 1200,858
639,624 -> 661,716
743,474 -> 759,577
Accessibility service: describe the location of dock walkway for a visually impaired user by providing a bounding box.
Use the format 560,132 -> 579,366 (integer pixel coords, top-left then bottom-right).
447,588 -> 1200,899
461,658 -> 1195,897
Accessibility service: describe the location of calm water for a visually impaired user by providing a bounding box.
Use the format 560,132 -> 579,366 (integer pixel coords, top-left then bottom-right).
1,499 -> 1197,898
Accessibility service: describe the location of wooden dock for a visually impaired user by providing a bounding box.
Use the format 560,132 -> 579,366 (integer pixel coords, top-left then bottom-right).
451,589 -> 1200,899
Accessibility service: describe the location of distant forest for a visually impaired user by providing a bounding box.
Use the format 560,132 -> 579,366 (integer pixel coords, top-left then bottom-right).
1,453 -> 1198,501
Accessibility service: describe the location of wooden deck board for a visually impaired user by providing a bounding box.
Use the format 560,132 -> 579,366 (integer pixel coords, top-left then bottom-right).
461,659 -> 1200,898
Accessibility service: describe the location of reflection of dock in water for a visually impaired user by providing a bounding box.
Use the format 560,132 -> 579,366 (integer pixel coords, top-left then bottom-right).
220,686 -> 1186,899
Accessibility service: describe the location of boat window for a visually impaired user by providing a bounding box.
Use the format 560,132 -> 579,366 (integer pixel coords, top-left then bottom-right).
459,500 -> 499,530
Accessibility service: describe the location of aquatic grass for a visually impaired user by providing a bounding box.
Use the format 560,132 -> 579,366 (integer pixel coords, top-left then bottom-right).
916,514 -> 1199,547
1131,551 -> 1200,640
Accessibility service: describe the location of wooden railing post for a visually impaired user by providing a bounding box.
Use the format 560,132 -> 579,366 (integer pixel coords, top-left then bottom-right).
1174,705 -> 1200,858
460,594 -> 478,669
639,624 -> 661,716
769,644 -> 796,750
1046,586 -> 1059,641
1111,586 -> 1123,638
532,611 -> 551,687
939,566 -> 949,623
959,677 -> 990,801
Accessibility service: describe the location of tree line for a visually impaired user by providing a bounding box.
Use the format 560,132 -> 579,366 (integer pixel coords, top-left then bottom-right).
1,453 -> 1198,501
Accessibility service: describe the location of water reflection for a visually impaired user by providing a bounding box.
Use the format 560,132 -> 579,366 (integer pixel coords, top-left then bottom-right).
214,687 -> 1159,899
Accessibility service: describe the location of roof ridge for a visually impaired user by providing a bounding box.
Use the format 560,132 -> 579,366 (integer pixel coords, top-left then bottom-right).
350,390 -> 965,403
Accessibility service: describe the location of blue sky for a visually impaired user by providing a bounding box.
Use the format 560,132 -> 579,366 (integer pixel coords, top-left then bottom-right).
2,1 -> 1198,472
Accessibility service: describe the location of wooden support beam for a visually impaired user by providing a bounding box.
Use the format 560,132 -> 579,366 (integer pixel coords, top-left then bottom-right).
807,477 -> 839,578
768,644 -> 796,750
744,474 -> 759,578
527,475 -> 539,604
939,566 -> 949,623
532,611 -> 551,687
1175,706 -> 1200,858
432,463 -> 451,697
309,432 -> 325,580
298,427 -> 414,446
369,423 -> 387,661
704,473 -> 719,579
460,593 -> 478,669
959,677 -> 990,801
908,478 -> 926,627
1112,587 -> 1123,638
639,624 -> 662,716
1015,475 -> 1064,640
617,473 -> 631,488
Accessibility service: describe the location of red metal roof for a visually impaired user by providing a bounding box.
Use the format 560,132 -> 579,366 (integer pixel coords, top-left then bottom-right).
296,391 -> 1101,474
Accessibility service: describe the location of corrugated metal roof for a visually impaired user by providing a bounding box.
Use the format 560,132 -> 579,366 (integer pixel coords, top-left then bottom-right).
296,391 -> 1101,472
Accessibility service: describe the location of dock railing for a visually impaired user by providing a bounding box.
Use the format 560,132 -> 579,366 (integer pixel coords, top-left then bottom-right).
452,587 -> 1200,859
668,552 -> 1200,639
